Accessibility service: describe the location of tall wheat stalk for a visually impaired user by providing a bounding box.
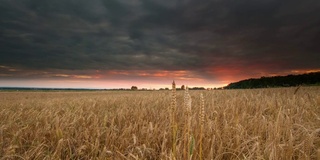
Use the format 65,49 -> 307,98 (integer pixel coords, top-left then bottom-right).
170,80 -> 177,159
199,93 -> 205,160
183,86 -> 192,160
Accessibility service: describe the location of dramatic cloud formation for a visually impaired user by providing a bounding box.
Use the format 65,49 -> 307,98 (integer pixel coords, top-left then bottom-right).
1,0 -> 320,88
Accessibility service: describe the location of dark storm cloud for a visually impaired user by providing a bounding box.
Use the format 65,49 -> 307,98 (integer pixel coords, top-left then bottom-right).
1,0 -> 320,79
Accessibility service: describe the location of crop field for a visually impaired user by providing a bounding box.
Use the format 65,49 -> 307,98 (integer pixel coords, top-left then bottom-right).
0,86 -> 320,159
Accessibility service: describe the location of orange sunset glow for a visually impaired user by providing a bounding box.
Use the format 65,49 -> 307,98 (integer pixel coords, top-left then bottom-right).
1,64 -> 319,89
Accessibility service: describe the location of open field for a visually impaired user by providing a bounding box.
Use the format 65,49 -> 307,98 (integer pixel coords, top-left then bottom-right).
0,87 -> 320,159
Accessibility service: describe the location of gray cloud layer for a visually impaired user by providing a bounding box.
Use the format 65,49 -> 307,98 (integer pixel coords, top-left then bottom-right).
1,0 -> 320,79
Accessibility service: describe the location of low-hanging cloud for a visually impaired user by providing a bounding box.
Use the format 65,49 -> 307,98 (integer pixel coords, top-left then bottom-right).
1,0 -> 320,85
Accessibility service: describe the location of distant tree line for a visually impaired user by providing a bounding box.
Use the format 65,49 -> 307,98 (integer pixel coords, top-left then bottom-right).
158,85 -> 206,91
224,72 -> 320,89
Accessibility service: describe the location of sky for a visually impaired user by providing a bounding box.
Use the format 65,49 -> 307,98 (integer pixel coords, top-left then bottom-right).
1,0 -> 320,89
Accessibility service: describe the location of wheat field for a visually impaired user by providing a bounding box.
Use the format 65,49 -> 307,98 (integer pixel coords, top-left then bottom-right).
0,86 -> 320,159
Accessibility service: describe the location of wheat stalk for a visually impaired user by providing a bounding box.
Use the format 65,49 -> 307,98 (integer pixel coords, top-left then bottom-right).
199,93 -> 205,160
170,80 -> 177,159
183,86 -> 192,160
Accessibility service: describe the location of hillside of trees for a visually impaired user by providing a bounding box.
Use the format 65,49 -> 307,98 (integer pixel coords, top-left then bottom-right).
224,72 -> 320,89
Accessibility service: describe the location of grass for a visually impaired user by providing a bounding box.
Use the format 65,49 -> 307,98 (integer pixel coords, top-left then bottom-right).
0,87 -> 320,159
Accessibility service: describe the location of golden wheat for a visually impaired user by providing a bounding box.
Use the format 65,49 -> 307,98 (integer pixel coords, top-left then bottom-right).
199,93 -> 205,160
0,86 -> 319,159
170,80 -> 177,159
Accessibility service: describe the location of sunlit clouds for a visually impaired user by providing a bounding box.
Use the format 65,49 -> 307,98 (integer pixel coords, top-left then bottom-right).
1,63 -> 319,89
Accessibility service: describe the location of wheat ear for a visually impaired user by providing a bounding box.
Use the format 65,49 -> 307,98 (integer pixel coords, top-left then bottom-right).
199,93 -> 205,160
184,86 -> 192,160
170,80 -> 177,159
